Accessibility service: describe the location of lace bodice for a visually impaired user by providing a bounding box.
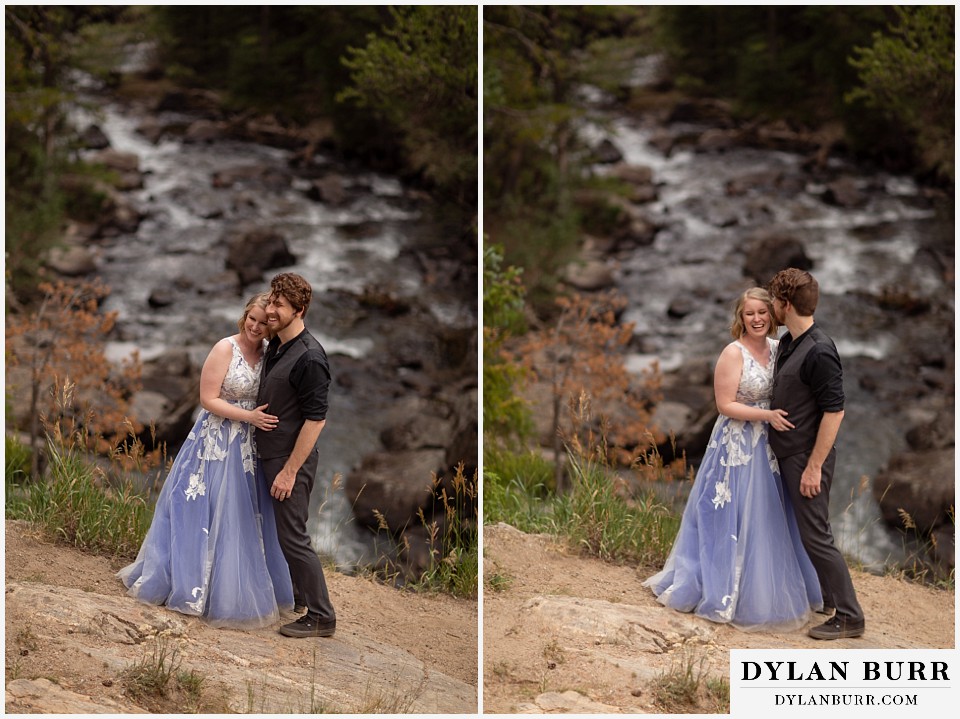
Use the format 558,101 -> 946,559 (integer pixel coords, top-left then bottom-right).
708,337 -> 780,513
219,337 -> 264,409
733,338 -> 777,407
181,337 -> 265,503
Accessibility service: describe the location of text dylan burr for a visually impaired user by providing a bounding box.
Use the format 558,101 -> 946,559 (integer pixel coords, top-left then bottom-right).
741,661 -> 949,682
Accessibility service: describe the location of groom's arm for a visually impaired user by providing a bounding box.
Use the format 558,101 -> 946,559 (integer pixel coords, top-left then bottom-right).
799,342 -> 845,498
269,350 -> 330,502
800,410 -> 844,498
270,419 -> 326,500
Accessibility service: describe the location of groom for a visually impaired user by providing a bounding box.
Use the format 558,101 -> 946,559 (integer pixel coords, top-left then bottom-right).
257,272 -> 336,638
767,268 -> 865,640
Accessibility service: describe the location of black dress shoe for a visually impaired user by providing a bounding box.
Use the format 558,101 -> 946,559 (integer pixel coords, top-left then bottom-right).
808,615 -> 865,640
279,614 -> 336,638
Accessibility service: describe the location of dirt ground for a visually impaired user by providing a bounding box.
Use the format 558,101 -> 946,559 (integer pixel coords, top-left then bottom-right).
4,520 -> 477,712
482,522 -> 956,714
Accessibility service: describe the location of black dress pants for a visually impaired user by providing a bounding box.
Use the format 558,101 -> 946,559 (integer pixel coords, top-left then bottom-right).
261,449 -> 335,623
778,448 -> 864,622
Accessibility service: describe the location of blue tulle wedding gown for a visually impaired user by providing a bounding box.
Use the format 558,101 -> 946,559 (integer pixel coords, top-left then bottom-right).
119,337 -> 293,628
644,338 -> 822,631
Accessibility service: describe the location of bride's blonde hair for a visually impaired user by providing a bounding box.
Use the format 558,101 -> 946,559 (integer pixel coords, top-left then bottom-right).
730,287 -> 778,339
237,292 -> 271,333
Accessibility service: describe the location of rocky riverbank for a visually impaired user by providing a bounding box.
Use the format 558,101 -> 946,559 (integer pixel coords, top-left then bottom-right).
4,520 -> 477,714
482,523 -> 954,714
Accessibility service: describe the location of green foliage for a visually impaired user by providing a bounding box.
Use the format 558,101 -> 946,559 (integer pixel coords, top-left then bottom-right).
484,436 -> 683,568
482,244 -> 532,445
124,638 -> 183,700
153,6 -> 382,113
652,6 -> 953,180
409,464 -> 478,598
482,6 -> 652,295
339,6 -> 477,208
653,6 -> 889,119
847,6 -> 955,181
553,439 -> 679,565
5,433 -> 32,483
123,636 -> 225,713
653,650 -> 729,713
486,570 -> 513,593
5,7 -> 74,297
4,434 -> 32,517
483,244 -> 526,334
483,6 -> 647,294
483,448 -> 555,532
4,6 -> 137,299
5,425 -> 153,559
153,6 -> 476,216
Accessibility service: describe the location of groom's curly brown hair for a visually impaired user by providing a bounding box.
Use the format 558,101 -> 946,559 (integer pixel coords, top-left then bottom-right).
767,268 -> 819,317
269,272 -> 312,319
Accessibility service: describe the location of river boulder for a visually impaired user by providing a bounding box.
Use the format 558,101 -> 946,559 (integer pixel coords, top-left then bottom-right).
346,449 -> 447,532
742,231 -> 813,285
823,176 -> 866,208
184,119 -> 228,144
667,98 -> 735,127
306,174 -> 348,206
609,163 -> 654,186
224,228 -> 297,286
45,244 -> 98,277
89,149 -> 140,174
872,449 -> 955,534
591,138 -> 624,164
153,89 -> 224,118
696,128 -> 742,152
562,259 -> 616,292
80,124 -> 111,150
905,407 -> 955,451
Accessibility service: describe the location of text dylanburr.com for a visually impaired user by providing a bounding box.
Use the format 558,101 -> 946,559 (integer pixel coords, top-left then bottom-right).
731,649 -> 958,716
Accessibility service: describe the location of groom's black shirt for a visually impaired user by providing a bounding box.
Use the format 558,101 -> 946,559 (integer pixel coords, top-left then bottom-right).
262,328 -> 330,421
775,324 -> 844,413
257,328 -> 330,460
770,323 -> 844,458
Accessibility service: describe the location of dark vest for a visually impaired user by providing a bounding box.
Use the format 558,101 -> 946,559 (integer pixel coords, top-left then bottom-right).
256,332 -> 319,460
770,329 -> 825,458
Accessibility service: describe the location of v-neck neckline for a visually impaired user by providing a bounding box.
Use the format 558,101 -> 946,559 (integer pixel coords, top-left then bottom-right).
230,336 -> 263,370
737,338 -> 771,369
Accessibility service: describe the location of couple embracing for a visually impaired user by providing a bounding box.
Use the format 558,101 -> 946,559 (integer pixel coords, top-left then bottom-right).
119,272 -> 336,639
645,268 -> 866,640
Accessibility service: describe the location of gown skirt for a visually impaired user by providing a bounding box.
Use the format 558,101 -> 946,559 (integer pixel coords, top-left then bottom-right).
644,409 -> 823,631
118,404 -> 294,629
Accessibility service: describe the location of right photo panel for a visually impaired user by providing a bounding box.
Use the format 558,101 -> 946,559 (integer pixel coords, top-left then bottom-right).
481,5 -> 955,715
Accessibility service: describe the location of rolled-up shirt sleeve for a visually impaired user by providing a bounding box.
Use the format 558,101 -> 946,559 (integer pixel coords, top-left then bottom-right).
290,350 -> 331,421
803,345 -> 845,413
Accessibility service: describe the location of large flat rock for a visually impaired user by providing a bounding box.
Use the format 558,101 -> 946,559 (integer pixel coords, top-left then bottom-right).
5,581 -> 474,714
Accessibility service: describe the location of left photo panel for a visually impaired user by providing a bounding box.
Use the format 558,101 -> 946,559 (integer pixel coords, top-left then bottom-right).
5,5 -> 478,714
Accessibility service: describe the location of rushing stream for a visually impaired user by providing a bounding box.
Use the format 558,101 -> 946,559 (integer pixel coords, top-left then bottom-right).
581,90 -> 952,571
77,96 -> 474,571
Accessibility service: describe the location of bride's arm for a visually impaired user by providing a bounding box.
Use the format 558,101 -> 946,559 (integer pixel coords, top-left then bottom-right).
199,339 -> 277,430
